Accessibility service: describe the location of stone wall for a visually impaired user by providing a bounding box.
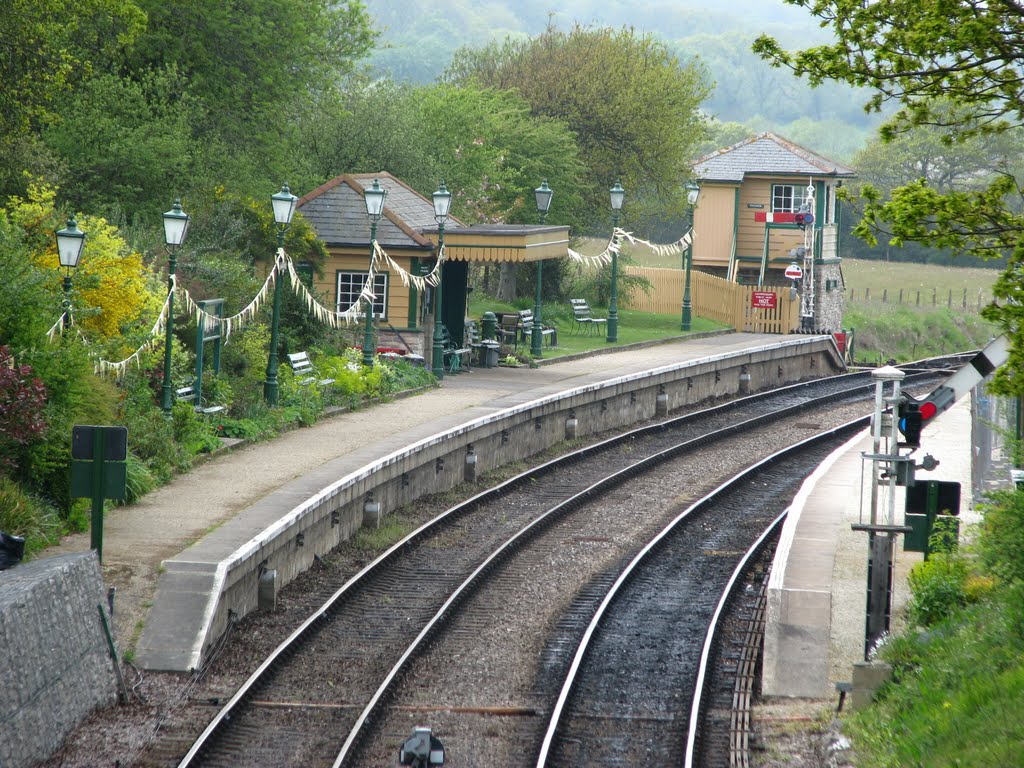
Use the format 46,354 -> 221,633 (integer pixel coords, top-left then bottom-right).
0,553 -> 117,768
814,261 -> 845,333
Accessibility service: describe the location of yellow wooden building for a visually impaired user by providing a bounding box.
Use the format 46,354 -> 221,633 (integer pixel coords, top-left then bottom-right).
692,133 -> 855,284
296,172 -> 569,355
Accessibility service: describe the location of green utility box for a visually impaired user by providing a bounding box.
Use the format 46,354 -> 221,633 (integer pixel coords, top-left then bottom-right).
904,480 -> 961,558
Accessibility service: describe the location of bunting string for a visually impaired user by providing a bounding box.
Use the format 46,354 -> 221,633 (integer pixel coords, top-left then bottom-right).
59,224 -> 696,378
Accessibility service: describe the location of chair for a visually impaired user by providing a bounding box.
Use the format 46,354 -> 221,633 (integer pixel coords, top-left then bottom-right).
287,351 -> 335,386
497,313 -> 521,349
518,309 -> 557,347
569,299 -> 607,336
440,325 -> 472,373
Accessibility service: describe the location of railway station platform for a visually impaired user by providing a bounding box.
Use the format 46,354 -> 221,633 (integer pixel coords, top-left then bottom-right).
763,394 -> 983,703
38,331 -> 843,674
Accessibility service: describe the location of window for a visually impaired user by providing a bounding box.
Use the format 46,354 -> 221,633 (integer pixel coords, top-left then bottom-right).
336,271 -> 387,318
771,184 -> 808,214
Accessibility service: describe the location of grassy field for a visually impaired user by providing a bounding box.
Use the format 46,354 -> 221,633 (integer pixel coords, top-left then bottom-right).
470,247 -> 1003,363
842,258 -> 999,308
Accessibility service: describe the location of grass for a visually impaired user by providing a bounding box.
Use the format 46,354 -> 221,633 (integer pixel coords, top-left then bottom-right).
467,295 -> 728,362
842,258 -> 1000,305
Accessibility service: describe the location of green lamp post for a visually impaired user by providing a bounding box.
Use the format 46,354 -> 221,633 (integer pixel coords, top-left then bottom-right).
531,180 -> 553,358
430,182 -> 452,379
681,180 -> 701,331
362,178 -> 388,368
55,218 -> 86,331
607,181 -> 625,343
263,183 -> 298,406
160,201 -> 189,416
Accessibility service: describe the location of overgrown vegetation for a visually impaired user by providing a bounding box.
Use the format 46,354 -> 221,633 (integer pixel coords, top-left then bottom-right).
847,487 -> 1024,766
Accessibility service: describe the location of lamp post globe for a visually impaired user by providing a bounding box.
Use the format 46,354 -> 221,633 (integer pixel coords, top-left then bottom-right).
159,200 -> 190,416
55,218 -> 86,331
263,183 -> 298,406
362,179 -> 388,368
607,181 -> 624,343
681,180 -> 701,331
531,180 -> 553,358
430,182 -> 452,379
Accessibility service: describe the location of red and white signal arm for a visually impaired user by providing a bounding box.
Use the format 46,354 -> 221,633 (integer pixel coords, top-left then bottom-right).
784,263 -> 803,280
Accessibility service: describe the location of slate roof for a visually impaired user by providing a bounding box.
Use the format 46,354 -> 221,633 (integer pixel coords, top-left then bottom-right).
693,132 -> 855,184
297,172 -> 465,249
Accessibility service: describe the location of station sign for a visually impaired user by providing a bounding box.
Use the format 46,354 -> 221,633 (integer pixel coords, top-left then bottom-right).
751,291 -> 778,309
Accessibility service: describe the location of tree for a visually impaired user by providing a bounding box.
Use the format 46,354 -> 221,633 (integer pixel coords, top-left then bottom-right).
448,24 -> 711,233
0,0 -> 146,199
753,0 -> 1024,394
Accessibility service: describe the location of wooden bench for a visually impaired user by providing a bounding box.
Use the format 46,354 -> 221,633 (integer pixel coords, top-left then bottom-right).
569,299 -> 608,336
518,309 -> 557,347
175,385 -> 225,415
287,351 -> 335,386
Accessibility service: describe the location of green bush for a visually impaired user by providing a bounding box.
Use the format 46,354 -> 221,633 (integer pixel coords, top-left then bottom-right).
977,488 -> 1024,585
0,477 -> 63,556
122,453 -> 157,505
907,552 -> 969,627
852,597 -> 1024,767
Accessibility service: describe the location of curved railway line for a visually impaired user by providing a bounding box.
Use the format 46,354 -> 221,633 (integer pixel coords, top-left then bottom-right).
151,362 -> 962,768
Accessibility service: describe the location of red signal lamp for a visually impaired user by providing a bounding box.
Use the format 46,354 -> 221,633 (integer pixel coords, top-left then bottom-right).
919,400 -> 938,421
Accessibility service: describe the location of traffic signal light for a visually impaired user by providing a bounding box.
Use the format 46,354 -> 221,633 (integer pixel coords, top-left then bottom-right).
897,400 -> 924,448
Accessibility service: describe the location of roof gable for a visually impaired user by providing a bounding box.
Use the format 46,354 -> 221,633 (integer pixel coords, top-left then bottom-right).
297,172 -> 465,249
694,132 -> 855,184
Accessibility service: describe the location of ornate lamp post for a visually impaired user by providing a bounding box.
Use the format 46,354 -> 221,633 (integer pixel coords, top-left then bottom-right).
531,180 -> 553,358
55,218 -> 86,331
430,182 -> 452,379
362,178 -> 388,368
160,201 -> 189,416
607,181 -> 625,343
263,183 -> 298,405
681,180 -> 701,331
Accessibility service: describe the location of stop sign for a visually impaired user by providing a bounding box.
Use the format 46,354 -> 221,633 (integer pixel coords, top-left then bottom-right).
784,263 -> 803,280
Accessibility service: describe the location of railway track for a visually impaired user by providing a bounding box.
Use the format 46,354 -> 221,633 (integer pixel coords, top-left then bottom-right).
164,366 -> 954,767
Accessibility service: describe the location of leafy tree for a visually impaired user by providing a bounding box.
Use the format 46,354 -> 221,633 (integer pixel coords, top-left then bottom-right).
302,80 -> 585,228
0,0 -> 146,200
42,67 -> 196,218
117,0 -> 377,200
753,0 -> 1024,394
447,24 -> 711,233
9,183 -> 157,350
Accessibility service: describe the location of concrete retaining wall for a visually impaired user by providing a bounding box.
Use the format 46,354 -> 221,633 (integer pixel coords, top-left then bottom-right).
0,553 -> 117,767
139,336 -> 845,671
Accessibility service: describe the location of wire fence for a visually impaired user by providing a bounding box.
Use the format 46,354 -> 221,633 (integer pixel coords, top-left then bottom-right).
847,286 -> 991,313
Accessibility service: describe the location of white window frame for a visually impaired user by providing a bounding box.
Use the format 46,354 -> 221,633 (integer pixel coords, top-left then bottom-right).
771,184 -> 808,214
336,270 -> 388,318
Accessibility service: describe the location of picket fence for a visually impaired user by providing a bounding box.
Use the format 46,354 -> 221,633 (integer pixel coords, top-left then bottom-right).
620,266 -> 800,334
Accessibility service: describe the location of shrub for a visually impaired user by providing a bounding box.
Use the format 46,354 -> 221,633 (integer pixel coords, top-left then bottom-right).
907,552 -> 969,627
122,453 -> 157,505
0,477 -> 63,556
977,488 -> 1024,585
0,346 -> 48,477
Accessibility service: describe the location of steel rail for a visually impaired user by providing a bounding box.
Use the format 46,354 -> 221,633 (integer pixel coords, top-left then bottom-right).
178,367 -> 942,766
535,414 -> 870,767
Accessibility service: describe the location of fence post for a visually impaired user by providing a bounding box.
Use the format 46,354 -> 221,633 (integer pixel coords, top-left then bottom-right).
882,288 -> 888,303
916,290 -> 921,306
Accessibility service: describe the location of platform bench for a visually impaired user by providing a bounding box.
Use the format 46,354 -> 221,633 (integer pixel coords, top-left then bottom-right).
287,351 -> 335,387
175,386 -> 225,415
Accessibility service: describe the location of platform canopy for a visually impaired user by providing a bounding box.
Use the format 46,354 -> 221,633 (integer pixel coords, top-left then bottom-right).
425,224 -> 570,263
